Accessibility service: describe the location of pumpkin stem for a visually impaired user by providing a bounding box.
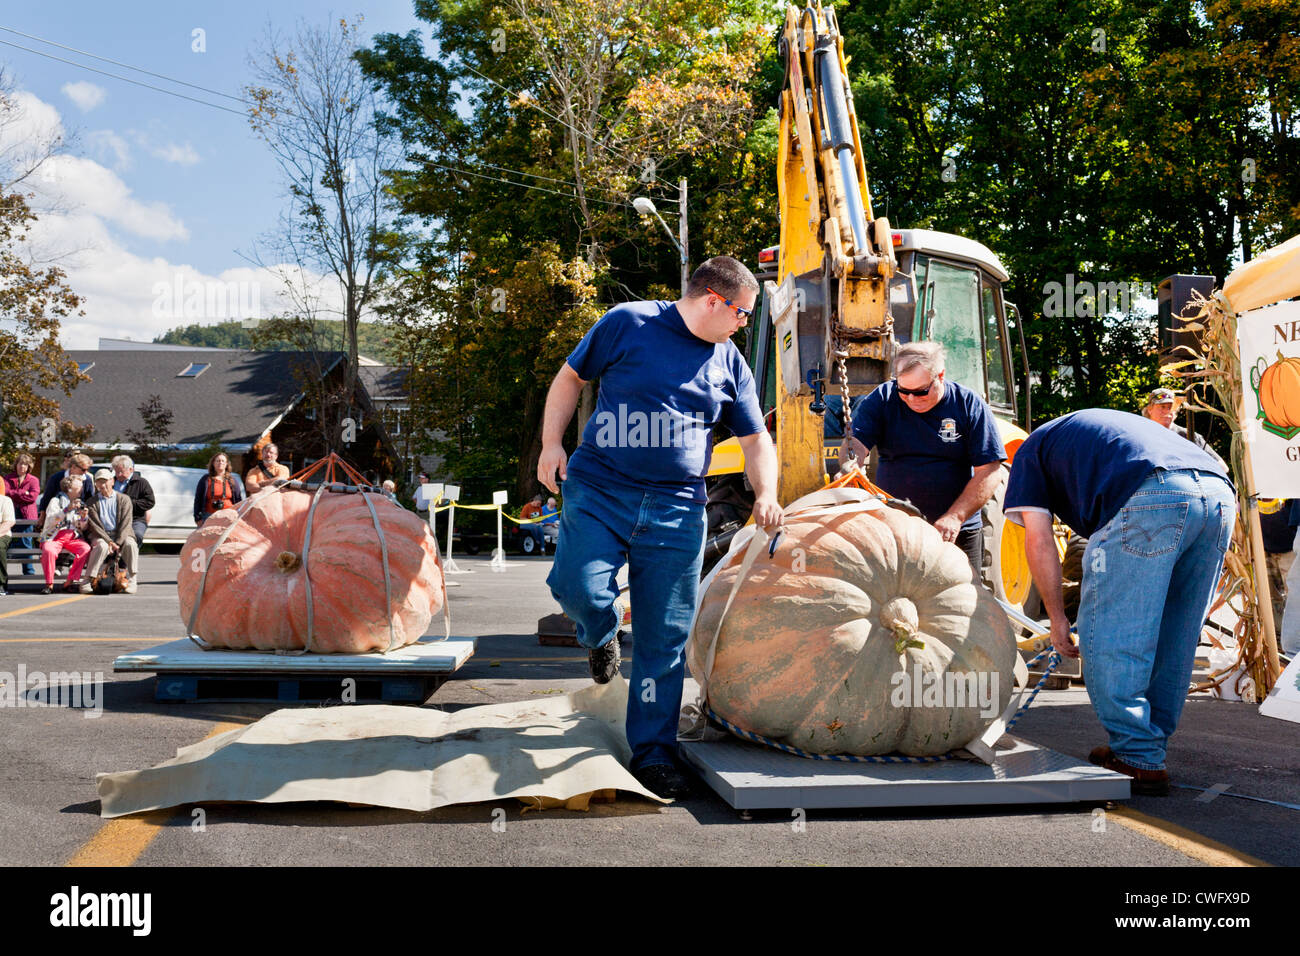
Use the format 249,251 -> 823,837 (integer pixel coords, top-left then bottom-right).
880,596 -> 925,654
275,550 -> 302,573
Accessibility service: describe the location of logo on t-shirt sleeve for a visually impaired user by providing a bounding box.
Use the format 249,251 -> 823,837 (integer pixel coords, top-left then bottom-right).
938,418 -> 961,443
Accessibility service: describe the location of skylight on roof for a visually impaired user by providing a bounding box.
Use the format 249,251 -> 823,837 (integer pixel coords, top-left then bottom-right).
77,362 -> 95,374
178,362 -> 210,378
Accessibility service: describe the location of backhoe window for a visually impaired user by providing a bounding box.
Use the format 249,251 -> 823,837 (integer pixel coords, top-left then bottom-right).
982,283 -> 1011,408
922,259 -> 984,398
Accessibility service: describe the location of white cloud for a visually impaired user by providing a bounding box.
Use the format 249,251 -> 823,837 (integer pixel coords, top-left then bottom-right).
22,203 -> 344,348
62,81 -> 106,112
129,129 -> 200,166
32,153 -> 188,241
46,233 -> 346,349
0,90 -> 65,182
86,130 -> 131,170
0,88 -> 345,350
153,141 -> 199,165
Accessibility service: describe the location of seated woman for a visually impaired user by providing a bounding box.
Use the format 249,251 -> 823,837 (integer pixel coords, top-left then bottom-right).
39,475 -> 92,594
194,452 -> 246,525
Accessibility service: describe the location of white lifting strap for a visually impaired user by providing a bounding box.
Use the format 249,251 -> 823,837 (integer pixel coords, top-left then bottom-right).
358,490 -> 398,653
274,481 -> 329,657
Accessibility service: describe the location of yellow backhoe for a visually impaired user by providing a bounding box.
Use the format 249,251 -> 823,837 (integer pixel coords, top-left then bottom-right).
705,1 -> 1042,610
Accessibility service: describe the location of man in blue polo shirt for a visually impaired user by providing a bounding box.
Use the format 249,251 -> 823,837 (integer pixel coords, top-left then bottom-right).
842,341 -> 1006,575
1004,408 -> 1235,795
538,256 -> 782,799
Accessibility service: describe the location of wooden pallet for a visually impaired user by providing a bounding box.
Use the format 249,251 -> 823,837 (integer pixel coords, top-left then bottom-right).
537,596 -> 631,647
152,673 -> 446,703
115,636 -> 476,704
538,613 -> 579,646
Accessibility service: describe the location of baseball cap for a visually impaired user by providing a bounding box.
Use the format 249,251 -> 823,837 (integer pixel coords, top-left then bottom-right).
93,468 -> 113,481
1144,387 -> 1177,406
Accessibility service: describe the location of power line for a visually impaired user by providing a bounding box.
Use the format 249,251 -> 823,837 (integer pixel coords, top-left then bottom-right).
0,24 -> 248,104
0,37 -> 247,117
0,27 -> 686,213
0,26 -> 688,209
458,61 -> 645,172
470,158 -> 675,207
426,160 -> 631,208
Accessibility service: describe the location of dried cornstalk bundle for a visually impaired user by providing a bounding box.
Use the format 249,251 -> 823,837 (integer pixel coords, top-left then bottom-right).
1167,292 -> 1275,697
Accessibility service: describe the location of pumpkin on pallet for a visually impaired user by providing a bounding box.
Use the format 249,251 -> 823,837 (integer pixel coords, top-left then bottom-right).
177,454 -> 446,654
687,491 -> 1016,757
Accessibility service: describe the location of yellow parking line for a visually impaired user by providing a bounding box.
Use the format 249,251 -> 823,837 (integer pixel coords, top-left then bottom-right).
67,721 -> 242,867
0,596 -> 89,618
1108,807 -> 1271,867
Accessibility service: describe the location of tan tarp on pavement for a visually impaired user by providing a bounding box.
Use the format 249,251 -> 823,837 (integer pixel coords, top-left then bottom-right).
1222,233 -> 1300,315
96,678 -> 666,818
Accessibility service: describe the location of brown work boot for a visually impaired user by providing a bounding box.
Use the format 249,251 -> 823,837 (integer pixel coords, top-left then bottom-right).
1089,745 -> 1170,796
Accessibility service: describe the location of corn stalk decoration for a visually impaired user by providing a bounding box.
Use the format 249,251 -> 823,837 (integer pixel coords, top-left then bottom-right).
1168,290 -> 1283,700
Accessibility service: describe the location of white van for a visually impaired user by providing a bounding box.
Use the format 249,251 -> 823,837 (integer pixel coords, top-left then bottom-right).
92,463 -> 207,549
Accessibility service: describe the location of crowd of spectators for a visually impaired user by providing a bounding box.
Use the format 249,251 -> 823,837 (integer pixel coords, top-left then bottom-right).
2,451 -> 152,596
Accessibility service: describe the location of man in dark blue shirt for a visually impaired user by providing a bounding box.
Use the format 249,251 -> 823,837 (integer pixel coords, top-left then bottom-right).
842,341 -> 1007,574
538,256 -> 782,800
1004,408 -> 1235,795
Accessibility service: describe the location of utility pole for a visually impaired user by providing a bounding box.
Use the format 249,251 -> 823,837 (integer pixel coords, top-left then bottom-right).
679,177 -> 689,296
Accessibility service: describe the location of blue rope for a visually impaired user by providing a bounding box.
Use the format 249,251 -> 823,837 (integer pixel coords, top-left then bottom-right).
705,650 -> 1063,764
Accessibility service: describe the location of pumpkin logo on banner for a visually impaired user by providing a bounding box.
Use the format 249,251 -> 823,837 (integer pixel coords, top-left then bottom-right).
1251,352 -> 1300,439
1236,300 -> 1300,498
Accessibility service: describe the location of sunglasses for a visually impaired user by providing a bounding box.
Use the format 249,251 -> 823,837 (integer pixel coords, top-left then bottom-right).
893,377 -> 937,397
707,287 -> 753,320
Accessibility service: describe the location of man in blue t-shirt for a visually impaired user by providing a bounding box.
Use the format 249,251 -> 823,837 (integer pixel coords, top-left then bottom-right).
538,256 -> 782,800
841,341 -> 1007,575
1003,408 -> 1235,795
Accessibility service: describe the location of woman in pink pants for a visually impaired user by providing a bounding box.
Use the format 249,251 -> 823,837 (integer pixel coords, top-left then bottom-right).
39,475 -> 91,594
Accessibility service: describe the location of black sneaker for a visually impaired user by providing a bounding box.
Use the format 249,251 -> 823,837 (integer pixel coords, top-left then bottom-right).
588,634 -> 620,684
633,763 -> 694,800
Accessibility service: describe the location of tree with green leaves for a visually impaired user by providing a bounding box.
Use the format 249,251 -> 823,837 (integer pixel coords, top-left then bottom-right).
358,0 -> 777,498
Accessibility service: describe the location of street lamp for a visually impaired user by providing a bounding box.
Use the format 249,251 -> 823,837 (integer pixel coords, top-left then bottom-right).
633,182 -> 689,296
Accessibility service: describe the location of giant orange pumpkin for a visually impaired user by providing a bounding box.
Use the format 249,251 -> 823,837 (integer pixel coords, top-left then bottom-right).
178,486 -> 446,653
1259,351 -> 1300,429
688,504 -> 1016,756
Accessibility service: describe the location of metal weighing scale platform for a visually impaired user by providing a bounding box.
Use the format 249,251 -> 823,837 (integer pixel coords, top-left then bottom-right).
679,737 -> 1130,810
114,636 -> 476,703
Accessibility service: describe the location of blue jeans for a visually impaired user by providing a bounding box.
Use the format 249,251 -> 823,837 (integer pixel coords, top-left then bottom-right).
1078,468 -> 1235,770
546,475 -> 706,769
20,534 -> 36,575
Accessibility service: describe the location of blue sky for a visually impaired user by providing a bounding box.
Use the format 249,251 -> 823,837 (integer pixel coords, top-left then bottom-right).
0,0 -> 430,347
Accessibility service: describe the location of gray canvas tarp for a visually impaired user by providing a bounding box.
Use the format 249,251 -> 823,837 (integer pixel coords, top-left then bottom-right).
97,678 -> 666,818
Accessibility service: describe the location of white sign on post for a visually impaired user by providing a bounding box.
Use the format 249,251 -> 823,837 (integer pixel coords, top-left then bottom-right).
490,490 -> 509,572
416,483 -> 443,511
1236,300 -> 1300,497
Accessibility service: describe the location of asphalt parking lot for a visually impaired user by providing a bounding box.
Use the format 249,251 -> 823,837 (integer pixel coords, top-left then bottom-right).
0,549 -> 1296,868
